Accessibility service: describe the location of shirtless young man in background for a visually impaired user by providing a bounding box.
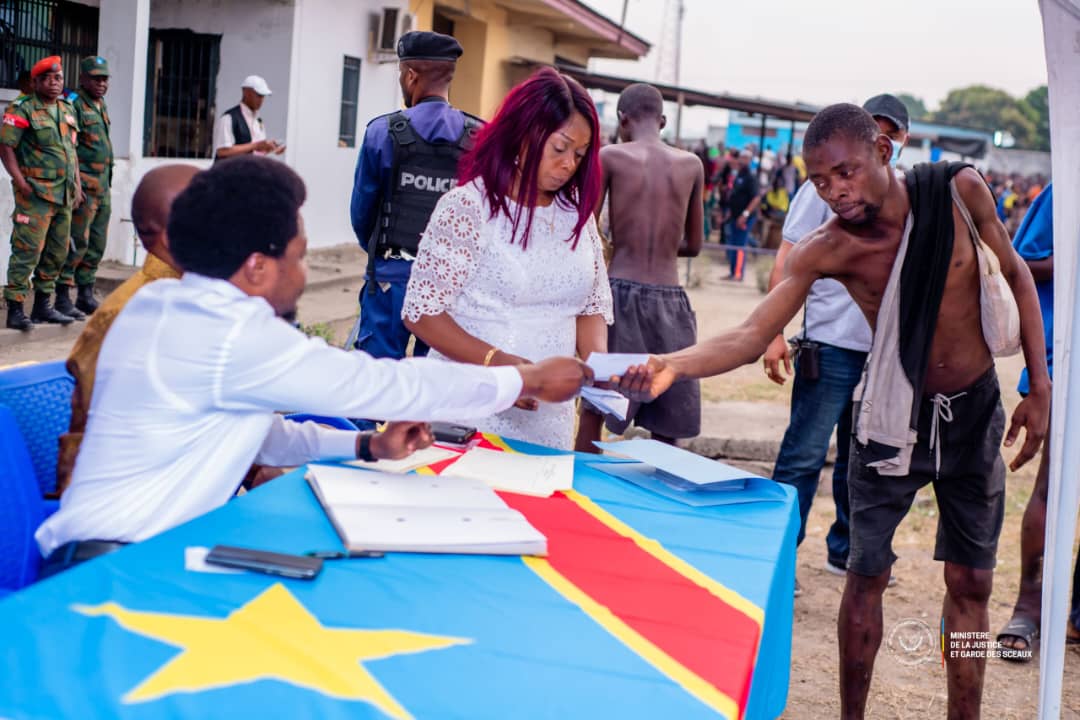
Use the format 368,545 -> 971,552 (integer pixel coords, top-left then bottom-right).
576,83 -> 704,451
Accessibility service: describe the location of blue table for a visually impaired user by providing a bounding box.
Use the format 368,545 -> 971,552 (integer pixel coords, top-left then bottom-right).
0,449 -> 797,719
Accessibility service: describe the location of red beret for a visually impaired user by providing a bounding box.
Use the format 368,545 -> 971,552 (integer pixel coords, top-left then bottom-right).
30,56 -> 62,79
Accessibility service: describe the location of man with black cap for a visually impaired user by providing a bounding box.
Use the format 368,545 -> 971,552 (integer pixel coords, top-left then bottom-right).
348,30 -> 480,381
760,94 -> 909,597
54,55 -> 115,319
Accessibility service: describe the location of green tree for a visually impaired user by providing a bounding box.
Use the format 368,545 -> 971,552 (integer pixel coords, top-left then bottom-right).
933,85 -> 1037,148
1020,85 -> 1050,151
894,92 -> 929,121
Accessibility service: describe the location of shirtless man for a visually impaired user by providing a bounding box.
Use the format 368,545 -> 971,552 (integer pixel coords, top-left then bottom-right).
615,104 -> 1049,719
576,83 -> 703,451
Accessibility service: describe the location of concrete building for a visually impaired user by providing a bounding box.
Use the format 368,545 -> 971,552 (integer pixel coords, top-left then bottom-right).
1,0 -> 420,283
0,0 -> 646,286
408,0 -> 648,120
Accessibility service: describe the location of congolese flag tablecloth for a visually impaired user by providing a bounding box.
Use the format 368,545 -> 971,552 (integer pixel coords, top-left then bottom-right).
0,438 -> 798,719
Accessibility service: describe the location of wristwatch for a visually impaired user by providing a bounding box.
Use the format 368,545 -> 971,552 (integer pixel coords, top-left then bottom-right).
357,431 -> 377,462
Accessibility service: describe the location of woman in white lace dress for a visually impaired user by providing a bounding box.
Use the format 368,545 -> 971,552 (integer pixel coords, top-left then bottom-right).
403,68 -> 612,450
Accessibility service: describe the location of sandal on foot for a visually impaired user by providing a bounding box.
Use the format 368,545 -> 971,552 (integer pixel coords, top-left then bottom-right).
996,616 -> 1038,662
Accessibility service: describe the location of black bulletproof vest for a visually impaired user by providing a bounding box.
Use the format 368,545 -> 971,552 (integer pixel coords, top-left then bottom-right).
369,111 -> 479,267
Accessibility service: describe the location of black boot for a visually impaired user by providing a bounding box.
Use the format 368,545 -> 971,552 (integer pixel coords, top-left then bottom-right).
5,301 -> 33,331
76,283 -> 99,315
54,285 -> 86,321
30,290 -> 74,325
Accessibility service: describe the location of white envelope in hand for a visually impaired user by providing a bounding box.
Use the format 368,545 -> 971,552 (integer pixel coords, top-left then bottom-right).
586,352 -> 649,382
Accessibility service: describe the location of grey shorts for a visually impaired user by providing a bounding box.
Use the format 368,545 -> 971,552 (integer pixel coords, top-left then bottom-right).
848,368 -> 1006,577
603,278 -> 701,439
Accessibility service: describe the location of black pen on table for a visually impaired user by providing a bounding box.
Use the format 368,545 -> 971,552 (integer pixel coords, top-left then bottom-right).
305,550 -> 385,559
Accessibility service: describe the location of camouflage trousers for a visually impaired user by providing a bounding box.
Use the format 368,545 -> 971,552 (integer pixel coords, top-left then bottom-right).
4,190 -> 72,303
60,187 -> 110,287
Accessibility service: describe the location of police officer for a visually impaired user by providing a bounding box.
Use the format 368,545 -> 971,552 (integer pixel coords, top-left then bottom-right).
55,55 -> 115,318
1,56 -> 83,330
348,31 -> 478,361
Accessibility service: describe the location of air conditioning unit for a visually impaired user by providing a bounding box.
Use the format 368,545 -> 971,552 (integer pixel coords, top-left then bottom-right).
370,8 -> 414,63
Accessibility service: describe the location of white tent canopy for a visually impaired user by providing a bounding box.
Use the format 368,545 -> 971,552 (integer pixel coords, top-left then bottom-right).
1037,0 -> 1080,716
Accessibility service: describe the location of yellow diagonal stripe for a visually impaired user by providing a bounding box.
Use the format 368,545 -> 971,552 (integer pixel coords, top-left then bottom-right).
561,489 -> 765,628
480,433 -> 514,452
523,556 -> 740,720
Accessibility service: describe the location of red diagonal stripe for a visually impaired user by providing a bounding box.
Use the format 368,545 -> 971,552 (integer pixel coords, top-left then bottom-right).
501,491 -> 760,713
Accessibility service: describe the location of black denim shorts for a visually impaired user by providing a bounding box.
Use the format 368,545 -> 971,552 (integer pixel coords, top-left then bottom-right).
847,368 -> 1006,577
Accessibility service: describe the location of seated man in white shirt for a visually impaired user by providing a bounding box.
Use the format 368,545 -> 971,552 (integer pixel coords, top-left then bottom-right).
36,156 -> 590,576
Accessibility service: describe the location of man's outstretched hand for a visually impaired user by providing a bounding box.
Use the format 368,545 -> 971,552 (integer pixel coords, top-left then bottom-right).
763,334 -> 792,385
1004,387 -> 1049,471
517,357 -> 593,404
368,422 -> 434,460
609,355 -> 678,403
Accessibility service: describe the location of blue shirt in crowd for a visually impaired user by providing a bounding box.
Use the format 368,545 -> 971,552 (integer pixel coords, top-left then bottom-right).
1012,183 -> 1053,395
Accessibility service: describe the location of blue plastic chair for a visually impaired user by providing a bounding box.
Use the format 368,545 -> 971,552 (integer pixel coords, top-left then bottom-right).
284,414 -> 359,431
0,405 -> 46,594
0,361 -> 74,497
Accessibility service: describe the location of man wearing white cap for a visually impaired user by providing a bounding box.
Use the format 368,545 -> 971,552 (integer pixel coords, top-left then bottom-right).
213,75 -> 284,160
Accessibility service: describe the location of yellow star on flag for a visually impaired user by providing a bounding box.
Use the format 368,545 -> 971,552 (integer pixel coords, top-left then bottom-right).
72,583 -> 470,719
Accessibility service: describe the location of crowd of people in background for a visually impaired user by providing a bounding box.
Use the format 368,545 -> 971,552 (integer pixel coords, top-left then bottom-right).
680,139 -> 1050,261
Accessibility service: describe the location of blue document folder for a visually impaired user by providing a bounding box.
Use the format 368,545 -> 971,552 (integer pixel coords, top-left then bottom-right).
592,439 -> 785,507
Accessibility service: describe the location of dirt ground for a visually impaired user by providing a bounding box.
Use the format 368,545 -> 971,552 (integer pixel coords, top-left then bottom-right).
683,250 -> 1080,719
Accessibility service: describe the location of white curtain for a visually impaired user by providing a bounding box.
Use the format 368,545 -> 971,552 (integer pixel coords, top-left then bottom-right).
1037,0 -> 1080,716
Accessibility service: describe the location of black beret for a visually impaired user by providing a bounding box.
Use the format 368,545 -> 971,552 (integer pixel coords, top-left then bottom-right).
397,31 -> 463,62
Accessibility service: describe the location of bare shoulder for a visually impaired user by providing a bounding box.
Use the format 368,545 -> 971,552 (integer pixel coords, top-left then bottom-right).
671,146 -> 704,171
600,143 -> 633,163
953,167 -> 995,215
662,143 -> 700,161
787,218 -> 852,275
801,217 -> 847,251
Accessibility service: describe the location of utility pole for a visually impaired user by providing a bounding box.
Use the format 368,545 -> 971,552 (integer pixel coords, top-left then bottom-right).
616,0 -> 629,45
654,0 -> 686,145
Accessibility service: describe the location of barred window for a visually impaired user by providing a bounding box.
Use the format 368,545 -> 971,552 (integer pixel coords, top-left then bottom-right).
143,28 -> 220,158
338,55 -> 361,148
0,0 -> 98,90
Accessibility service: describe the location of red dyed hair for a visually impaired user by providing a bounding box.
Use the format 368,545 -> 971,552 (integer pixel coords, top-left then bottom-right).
457,67 -> 601,250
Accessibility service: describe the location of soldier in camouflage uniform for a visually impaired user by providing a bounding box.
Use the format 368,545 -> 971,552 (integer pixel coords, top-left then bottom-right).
56,56 -> 114,318
0,56 -> 84,330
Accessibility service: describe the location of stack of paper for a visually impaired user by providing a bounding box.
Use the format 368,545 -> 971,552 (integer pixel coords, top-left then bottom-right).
441,447 -> 574,497
591,439 -> 782,507
307,464 -> 547,555
580,386 -> 630,421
